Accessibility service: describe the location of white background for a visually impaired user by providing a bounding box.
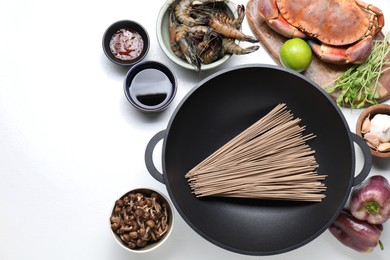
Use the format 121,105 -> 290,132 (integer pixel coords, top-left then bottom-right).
0,0 -> 389,259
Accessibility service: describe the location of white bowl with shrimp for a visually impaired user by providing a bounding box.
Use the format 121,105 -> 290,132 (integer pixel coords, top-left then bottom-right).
156,0 -> 237,71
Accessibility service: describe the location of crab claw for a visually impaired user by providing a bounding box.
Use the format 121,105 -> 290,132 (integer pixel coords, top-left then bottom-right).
258,0 -> 306,39
308,36 -> 373,65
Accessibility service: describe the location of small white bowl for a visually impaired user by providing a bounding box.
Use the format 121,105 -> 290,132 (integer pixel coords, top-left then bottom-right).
156,0 -> 236,71
110,188 -> 174,253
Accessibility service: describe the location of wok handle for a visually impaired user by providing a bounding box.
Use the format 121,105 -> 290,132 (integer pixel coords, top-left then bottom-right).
351,132 -> 372,186
145,130 -> 166,184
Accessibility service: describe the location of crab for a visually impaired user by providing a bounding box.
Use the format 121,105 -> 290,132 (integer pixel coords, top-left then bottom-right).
258,0 -> 384,64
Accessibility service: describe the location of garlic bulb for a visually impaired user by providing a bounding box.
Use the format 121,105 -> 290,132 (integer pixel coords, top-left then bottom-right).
370,114 -> 390,142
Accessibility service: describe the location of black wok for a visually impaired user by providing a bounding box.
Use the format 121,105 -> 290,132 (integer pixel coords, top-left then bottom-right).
145,64 -> 372,255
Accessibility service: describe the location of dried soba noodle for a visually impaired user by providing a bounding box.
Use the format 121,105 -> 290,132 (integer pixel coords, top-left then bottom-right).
185,103 -> 327,202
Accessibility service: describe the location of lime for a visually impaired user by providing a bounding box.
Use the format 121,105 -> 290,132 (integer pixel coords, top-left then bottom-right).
279,38 -> 312,72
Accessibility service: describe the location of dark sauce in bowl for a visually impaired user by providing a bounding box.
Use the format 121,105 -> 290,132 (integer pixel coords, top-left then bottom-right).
124,61 -> 177,112
130,68 -> 172,107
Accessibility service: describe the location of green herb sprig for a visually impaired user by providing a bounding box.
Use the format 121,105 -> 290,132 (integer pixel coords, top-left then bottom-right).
325,33 -> 390,108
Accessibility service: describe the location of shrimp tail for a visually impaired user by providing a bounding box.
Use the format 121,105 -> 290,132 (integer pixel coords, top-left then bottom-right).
222,39 -> 260,55
207,17 -> 259,43
232,4 -> 245,29
243,45 -> 260,54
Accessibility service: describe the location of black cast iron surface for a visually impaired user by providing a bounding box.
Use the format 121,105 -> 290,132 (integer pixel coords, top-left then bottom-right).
146,64 -> 371,255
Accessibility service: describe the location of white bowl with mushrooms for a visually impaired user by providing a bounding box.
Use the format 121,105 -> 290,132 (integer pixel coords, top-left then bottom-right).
356,104 -> 390,158
110,188 -> 174,253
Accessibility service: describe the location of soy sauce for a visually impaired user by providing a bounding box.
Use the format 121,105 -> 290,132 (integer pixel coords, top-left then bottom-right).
128,68 -> 173,109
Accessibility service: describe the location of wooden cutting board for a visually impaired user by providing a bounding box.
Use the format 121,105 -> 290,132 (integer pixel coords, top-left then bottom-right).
246,0 -> 390,107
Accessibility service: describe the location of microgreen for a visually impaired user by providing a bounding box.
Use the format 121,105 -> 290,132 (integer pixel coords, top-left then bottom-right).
325,33 -> 390,109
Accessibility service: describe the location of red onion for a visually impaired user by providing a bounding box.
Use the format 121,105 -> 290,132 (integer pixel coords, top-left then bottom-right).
349,175 -> 390,224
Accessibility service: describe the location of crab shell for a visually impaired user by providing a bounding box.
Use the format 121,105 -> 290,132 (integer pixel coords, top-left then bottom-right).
276,0 -> 381,46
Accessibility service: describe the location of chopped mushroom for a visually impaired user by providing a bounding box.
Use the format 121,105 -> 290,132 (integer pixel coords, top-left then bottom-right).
110,191 -> 170,249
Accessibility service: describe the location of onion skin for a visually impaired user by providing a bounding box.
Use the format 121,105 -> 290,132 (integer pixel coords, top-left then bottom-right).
329,211 -> 383,253
349,175 -> 390,224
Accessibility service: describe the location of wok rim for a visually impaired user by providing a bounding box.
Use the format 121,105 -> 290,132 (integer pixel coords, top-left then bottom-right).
161,64 -> 356,255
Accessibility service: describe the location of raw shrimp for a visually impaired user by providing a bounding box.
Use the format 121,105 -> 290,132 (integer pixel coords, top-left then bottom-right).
188,25 -> 213,41
175,0 -> 224,26
168,0 -> 260,69
207,14 -> 258,42
169,9 -> 186,60
221,38 -> 260,55
197,30 -> 223,64
192,3 -> 245,29
199,44 -> 222,64
175,25 -> 201,70
186,25 -> 223,64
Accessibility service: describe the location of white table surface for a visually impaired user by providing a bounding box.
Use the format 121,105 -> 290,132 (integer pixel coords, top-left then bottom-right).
0,0 -> 389,259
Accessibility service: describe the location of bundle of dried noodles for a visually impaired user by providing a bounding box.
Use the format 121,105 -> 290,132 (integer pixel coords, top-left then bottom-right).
185,103 -> 327,202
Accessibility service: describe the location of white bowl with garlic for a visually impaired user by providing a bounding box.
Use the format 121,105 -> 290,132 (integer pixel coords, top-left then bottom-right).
356,104 -> 390,158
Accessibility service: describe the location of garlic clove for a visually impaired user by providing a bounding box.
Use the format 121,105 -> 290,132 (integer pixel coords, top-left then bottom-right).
378,142 -> 390,152
361,115 -> 371,134
366,141 -> 378,150
364,132 -> 380,149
